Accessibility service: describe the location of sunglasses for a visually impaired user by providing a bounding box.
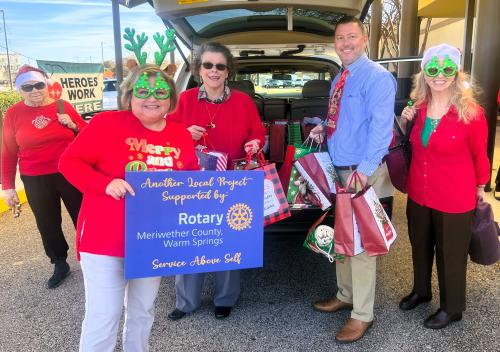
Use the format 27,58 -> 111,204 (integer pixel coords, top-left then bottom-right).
201,62 -> 227,71
424,56 -> 458,77
133,87 -> 171,100
20,82 -> 46,92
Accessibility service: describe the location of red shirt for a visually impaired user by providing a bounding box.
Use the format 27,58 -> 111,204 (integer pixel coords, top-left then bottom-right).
58,111 -> 199,259
1,100 -> 87,189
407,104 -> 490,213
168,88 -> 266,167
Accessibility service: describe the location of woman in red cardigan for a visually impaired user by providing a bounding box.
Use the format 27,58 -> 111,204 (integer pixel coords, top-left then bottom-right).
167,42 -> 266,320
400,44 -> 490,329
1,65 -> 86,289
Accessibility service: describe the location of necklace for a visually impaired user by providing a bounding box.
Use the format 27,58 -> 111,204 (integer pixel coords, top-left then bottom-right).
204,101 -> 222,129
429,117 -> 441,132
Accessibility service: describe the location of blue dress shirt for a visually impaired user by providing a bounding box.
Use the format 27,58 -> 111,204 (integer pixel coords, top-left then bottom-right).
327,54 -> 396,176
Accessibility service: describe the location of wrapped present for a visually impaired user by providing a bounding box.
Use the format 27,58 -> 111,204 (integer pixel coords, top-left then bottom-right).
294,152 -> 338,210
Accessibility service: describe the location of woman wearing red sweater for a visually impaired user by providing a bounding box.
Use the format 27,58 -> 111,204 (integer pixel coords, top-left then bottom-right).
59,65 -> 199,351
399,44 -> 490,329
1,65 -> 86,289
167,42 -> 266,320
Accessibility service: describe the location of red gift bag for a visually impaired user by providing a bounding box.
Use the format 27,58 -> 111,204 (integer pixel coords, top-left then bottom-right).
278,145 -> 296,192
269,121 -> 287,162
333,181 -> 364,257
351,174 -> 397,256
294,152 -> 338,210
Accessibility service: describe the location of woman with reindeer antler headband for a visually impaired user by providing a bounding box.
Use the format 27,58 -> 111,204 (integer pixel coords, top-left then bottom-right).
166,42 -> 266,321
59,28 -> 199,351
1,65 -> 87,290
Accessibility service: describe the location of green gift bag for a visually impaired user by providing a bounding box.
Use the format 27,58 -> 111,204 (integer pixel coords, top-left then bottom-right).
286,138 -> 320,206
303,211 -> 345,263
287,121 -> 303,147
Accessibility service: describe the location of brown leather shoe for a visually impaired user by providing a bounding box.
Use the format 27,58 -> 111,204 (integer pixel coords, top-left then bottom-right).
335,318 -> 373,343
313,297 -> 353,313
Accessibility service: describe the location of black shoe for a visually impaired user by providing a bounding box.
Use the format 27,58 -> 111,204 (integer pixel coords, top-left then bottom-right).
47,260 -> 70,289
214,306 -> 231,319
424,309 -> 462,329
399,292 -> 432,311
167,309 -> 186,321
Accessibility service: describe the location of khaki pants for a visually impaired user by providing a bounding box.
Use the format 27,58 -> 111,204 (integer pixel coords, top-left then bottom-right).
334,164 -> 393,322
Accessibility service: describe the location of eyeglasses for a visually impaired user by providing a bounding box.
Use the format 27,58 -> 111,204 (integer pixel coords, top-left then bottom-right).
201,62 -> 227,71
424,56 -> 458,77
20,82 -> 46,92
133,87 -> 171,100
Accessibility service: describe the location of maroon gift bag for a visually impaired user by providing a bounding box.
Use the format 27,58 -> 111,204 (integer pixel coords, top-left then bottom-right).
469,199 -> 500,265
269,121 -> 287,162
333,182 -> 364,257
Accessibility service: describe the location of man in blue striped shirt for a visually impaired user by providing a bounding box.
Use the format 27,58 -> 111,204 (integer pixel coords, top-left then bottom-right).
310,15 -> 396,343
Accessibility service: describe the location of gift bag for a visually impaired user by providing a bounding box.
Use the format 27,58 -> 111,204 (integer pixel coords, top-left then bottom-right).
351,175 -> 397,256
334,182 -> 364,257
196,134 -> 228,171
286,139 -> 321,207
269,120 -> 287,162
469,199 -> 500,265
261,162 -> 291,226
278,145 -> 296,192
287,121 -> 302,146
303,211 -> 344,263
196,150 -> 228,171
294,152 -> 338,210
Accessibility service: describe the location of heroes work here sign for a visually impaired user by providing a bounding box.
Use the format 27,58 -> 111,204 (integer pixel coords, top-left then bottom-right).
125,170 -> 264,279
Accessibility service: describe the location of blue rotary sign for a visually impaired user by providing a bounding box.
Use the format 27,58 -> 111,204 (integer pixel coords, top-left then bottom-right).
124,170 -> 264,279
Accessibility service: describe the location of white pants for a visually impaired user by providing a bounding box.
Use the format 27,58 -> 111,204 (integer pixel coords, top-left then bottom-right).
79,252 -> 162,352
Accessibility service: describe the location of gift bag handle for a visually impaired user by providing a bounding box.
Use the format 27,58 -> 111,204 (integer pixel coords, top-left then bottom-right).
244,150 -> 266,170
302,136 -> 324,152
201,133 -> 216,150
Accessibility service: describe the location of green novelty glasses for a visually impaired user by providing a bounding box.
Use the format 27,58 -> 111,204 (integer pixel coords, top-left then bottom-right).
424,56 -> 458,77
133,72 -> 171,100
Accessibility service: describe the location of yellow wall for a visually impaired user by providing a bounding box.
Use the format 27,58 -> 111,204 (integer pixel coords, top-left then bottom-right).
419,18 -> 468,52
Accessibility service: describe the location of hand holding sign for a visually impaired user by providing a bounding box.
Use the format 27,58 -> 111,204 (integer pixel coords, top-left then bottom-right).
106,179 -> 136,200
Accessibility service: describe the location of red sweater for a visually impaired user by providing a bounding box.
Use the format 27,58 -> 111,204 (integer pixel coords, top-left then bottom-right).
407,104 -> 490,213
59,111 -> 199,259
168,88 -> 266,167
1,100 -> 87,189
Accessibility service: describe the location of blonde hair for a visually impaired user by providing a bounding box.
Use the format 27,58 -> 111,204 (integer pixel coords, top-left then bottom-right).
120,64 -> 177,112
410,71 -> 480,123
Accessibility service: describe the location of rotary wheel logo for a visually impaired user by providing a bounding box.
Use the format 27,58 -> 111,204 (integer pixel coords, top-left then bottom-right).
226,203 -> 253,231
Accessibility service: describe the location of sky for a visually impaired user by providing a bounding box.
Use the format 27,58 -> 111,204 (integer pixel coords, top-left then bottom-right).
0,0 -> 176,66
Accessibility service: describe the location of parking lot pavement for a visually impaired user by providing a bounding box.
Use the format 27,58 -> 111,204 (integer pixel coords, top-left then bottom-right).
0,192 -> 498,352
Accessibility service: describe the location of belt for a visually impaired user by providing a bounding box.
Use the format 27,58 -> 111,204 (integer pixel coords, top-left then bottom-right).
334,164 -> 358,171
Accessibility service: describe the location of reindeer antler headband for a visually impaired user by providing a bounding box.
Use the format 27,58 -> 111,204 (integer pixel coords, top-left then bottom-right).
123,27 -> 176,66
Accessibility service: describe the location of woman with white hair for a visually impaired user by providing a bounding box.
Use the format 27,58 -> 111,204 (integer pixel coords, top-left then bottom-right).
399,44 -> 490,329
1,65 -> 87,289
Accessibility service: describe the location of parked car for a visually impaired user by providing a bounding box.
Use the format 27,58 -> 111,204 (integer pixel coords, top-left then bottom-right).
102,79 -> 118,111
264,79 -> 282,88
153,0 -> 372,231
